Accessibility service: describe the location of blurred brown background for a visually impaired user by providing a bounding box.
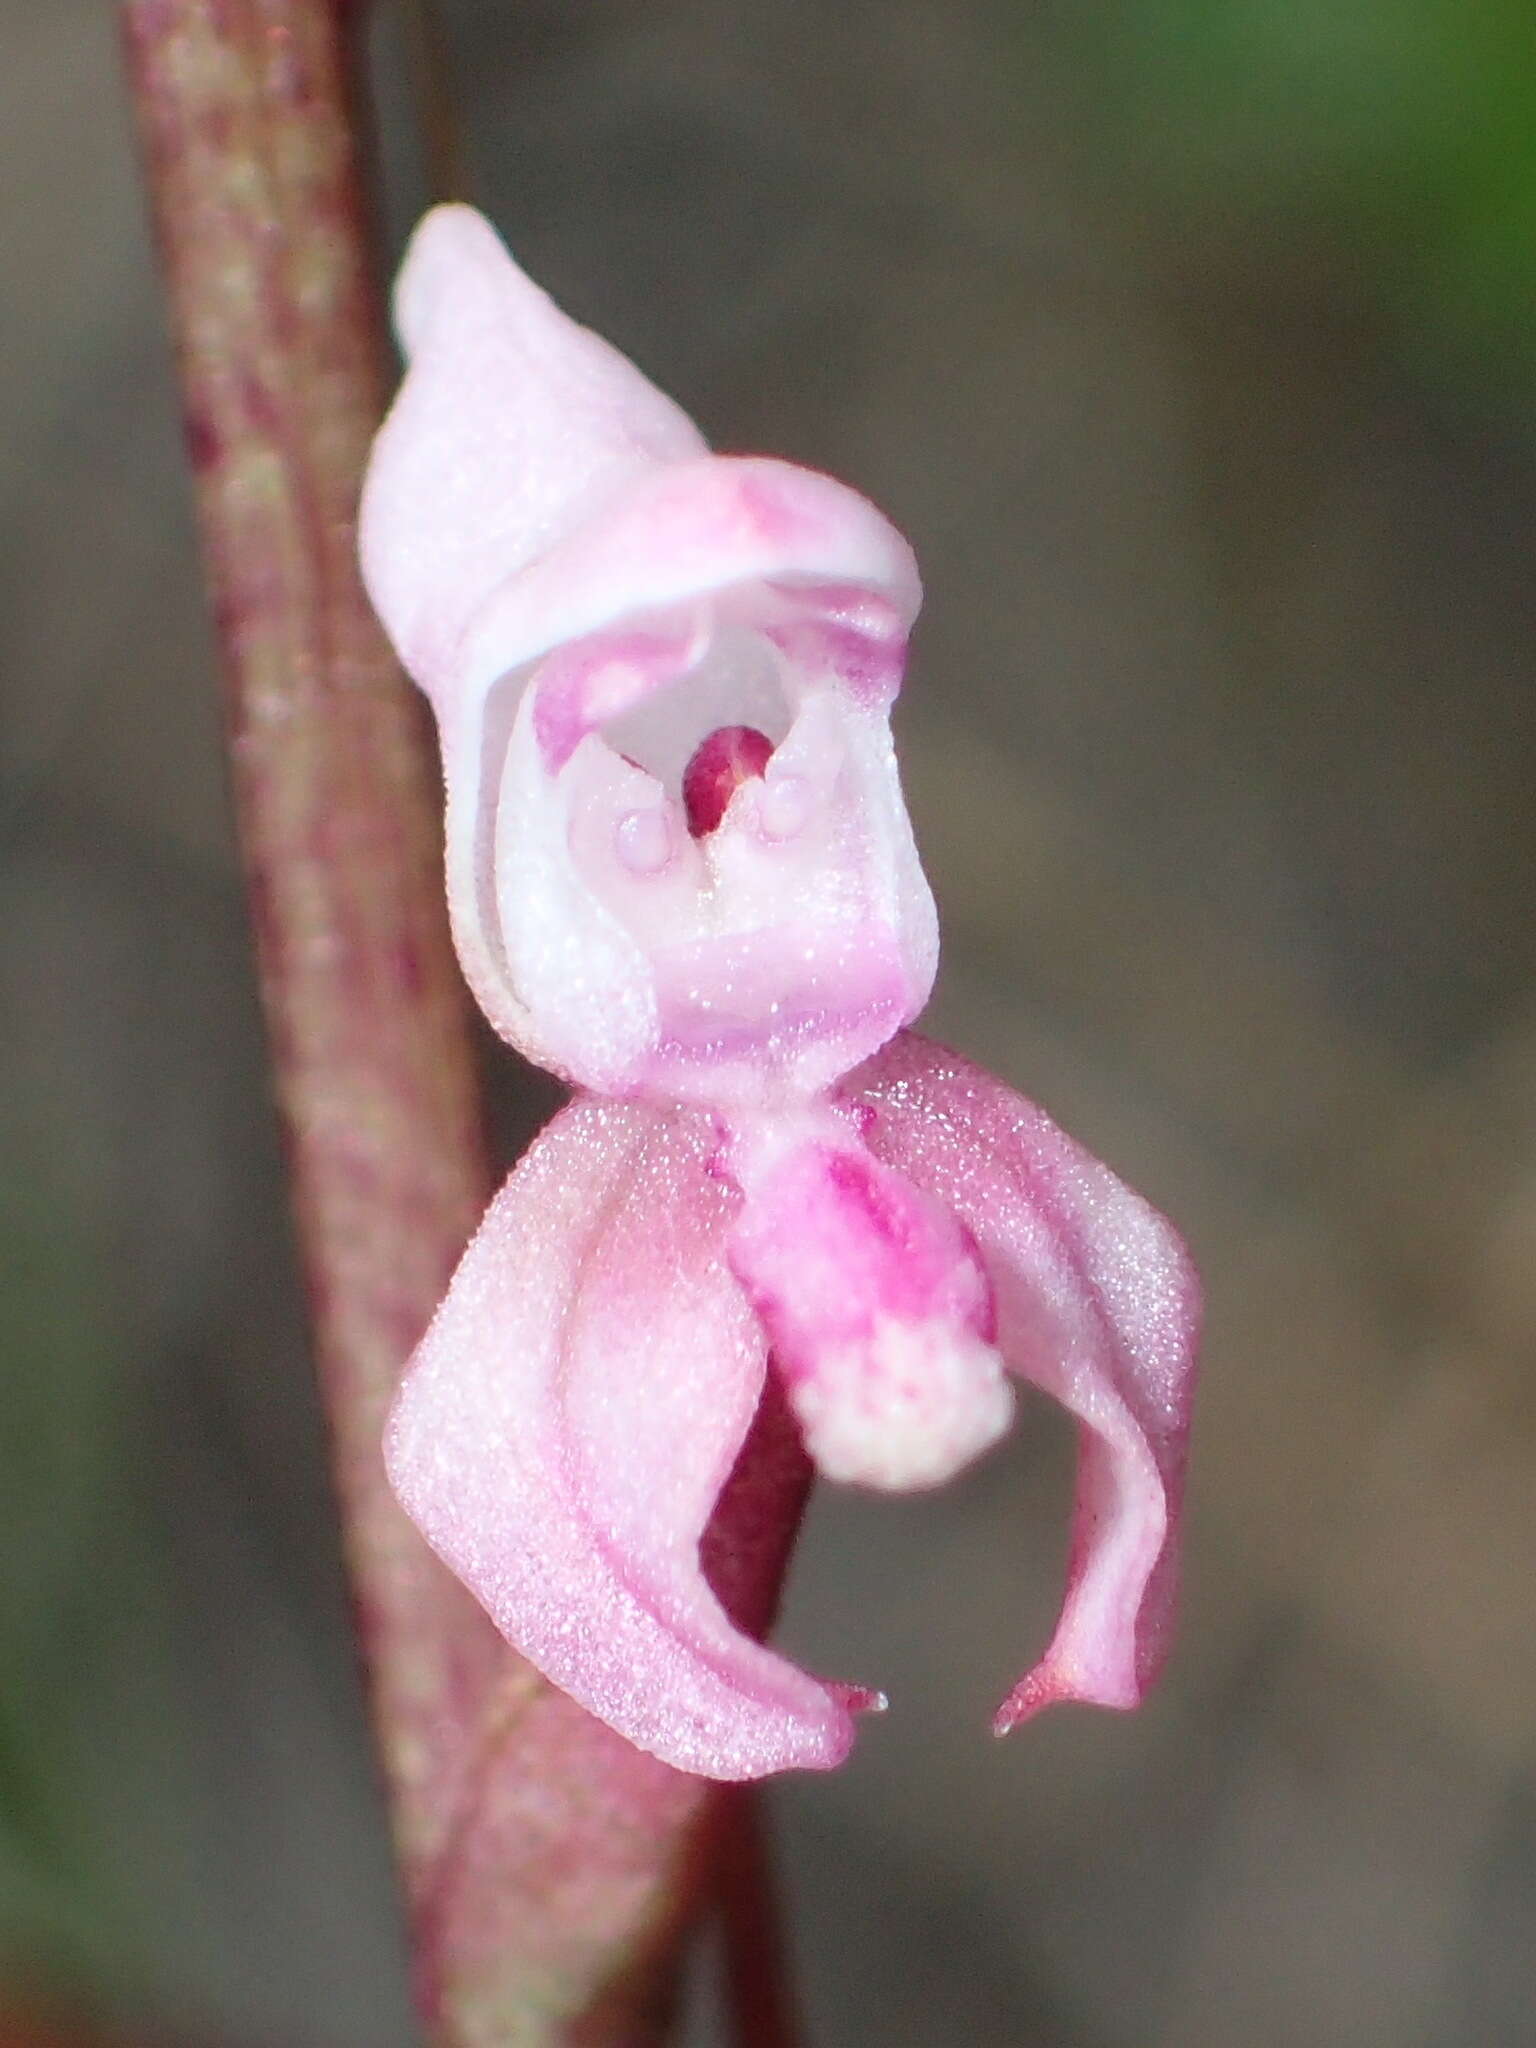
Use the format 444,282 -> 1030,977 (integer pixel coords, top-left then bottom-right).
4,2 -> 1535,2043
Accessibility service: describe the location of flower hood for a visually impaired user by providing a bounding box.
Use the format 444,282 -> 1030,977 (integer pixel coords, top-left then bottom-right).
361,205 -> 935,1108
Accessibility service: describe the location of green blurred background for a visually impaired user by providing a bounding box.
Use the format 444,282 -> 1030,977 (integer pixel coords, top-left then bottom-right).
3,1 -> 1535,2042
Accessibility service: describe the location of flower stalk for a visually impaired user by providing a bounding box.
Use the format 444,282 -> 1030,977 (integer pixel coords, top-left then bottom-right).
120,5 -> 803,2041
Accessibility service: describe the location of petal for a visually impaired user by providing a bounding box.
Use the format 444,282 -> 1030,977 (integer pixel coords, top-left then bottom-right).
455,457 -> 920,707
358,205 -> 920,715
846,1032 -> 1201,1727
385,1094 -> 857,1779
358,208 -> 932,1105
359,204 -> 704,709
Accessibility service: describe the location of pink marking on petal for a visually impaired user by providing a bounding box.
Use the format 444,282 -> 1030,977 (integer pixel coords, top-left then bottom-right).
682,725 -> 774,836
734,471 -> 822,547
766,617 -> 907,706
845,1031 -> 1200,1724
386,1095 -> 861,1780
531,620 -> 700,772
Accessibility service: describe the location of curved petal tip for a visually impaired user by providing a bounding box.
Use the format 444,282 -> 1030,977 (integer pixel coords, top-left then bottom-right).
393,202 -> 513,352
849,1031 -> 1200,1739
990,1661 -> 1125,1737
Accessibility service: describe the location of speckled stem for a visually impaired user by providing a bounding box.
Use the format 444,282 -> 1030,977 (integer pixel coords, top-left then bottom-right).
120,4 -> 808,2042
120,0 -> 494,1893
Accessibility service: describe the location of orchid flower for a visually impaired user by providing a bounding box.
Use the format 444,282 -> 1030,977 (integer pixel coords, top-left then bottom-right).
359,206 -> 1200,1783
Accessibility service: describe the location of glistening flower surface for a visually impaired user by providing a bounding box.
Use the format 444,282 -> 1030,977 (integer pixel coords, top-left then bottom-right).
361,206 -> 1201,1782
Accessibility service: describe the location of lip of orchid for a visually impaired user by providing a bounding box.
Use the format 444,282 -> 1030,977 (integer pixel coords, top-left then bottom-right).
719,1105 -> 1014,1492
380,1024 -> 1200,1779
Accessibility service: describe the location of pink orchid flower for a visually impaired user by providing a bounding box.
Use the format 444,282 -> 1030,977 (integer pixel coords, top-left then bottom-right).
360,206 -> 1200,1782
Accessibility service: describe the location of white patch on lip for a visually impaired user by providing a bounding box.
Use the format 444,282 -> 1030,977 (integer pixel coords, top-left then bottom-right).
615,806 -> 674,874
789,1318 -> 1014,1492
758,771 -> 812,841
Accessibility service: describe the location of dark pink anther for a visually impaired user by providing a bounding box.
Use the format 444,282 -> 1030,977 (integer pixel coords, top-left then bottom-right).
682,725 -> 774,837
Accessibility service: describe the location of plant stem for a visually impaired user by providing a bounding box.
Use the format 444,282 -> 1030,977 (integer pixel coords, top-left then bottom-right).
120,0 -> 494,1893
399,0 -> 472,202
121,4 -> 814,2041
716,1790 -> 803,2048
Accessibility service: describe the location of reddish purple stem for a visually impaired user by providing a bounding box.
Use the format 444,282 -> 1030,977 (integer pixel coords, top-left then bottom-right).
716,1789 -> 804,2048
120,4 -> 809,2042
